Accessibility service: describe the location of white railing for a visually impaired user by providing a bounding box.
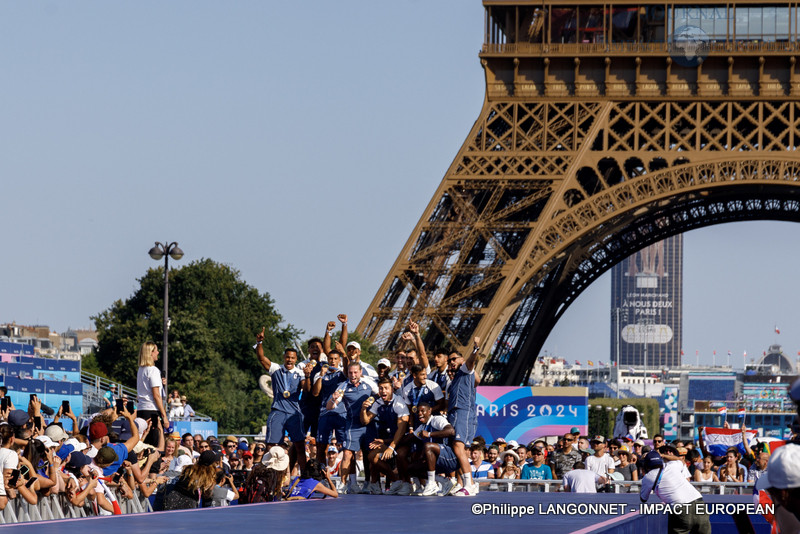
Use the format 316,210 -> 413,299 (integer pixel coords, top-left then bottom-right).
0,489 -> 152,525
476,479 -> 754,495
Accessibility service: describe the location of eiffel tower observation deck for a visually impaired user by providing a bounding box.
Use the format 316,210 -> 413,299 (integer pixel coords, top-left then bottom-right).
358,1 -> 800,385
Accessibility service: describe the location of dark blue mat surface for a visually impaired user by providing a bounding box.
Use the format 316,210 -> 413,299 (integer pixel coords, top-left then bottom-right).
0,492 -> 769,534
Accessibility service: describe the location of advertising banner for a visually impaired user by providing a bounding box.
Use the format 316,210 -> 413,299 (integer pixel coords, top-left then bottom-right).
476,386 -> 588,444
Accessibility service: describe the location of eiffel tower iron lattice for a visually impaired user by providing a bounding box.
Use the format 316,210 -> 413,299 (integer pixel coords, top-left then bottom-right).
357,1 -> 800,385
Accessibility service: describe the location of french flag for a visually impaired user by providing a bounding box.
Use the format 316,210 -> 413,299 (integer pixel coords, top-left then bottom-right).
702,427 -> 757,457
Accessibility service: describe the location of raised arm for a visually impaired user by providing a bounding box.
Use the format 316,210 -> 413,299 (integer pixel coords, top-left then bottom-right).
337,314 -> 348,348
465,337 -> 481,372
408,321 -> 428,370
323,321 -> 336,355
120,405 -> 140,452
255,327 -> 273,371
741,424 -> 753,458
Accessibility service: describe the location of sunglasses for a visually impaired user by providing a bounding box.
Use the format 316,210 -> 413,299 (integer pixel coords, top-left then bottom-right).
564,438 -> 574,442
654,439 -> 663,443
254,447 -> 266,452
448,358 -> 459,363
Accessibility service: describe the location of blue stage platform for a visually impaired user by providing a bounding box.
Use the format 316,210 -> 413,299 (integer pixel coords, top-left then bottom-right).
0,492 -> 770,533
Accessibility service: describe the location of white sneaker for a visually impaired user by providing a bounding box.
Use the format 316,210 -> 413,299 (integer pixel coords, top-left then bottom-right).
449,482 -> 462,496
385,480 -> 404,495
395,481 -> 413,496
437,476 -> 454,496
453,485 -> 476,497
421,481 -> 439,496
368,482 -> 383,495
471,482 -> 480,494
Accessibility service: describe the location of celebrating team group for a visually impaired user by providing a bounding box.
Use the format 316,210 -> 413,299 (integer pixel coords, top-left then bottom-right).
254,315 -> 482,497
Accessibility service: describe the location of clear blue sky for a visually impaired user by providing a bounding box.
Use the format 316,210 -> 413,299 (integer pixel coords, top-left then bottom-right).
2,2 -> 798,370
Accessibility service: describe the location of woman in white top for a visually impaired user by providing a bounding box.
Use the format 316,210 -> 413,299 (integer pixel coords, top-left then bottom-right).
137,342 -> 169,446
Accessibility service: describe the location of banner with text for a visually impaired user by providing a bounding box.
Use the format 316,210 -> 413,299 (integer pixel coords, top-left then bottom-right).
476,386 -> 588,444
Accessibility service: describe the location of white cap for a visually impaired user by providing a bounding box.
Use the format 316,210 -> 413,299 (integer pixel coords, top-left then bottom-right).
35,435 -> 57,448
377,358 -> 391,368
65,438 -> 88,452
85,445 -> 98,458
507,440 -> 520,448
756,443 -> 800,491
134,417 -> 148,439
346,341 -> 361,351
169,455 -> 193,473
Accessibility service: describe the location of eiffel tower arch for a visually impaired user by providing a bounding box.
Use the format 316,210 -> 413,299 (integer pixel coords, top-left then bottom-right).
357,1 -> 800,385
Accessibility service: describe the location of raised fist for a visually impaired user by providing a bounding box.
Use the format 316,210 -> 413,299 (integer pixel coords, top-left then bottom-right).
337,314 -> 348,324
327,321 -> 336,332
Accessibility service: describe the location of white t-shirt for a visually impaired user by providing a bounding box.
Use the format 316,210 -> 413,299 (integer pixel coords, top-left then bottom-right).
137,365 -> 162,412
585,454 -> 616,477
640,461 -> 702,505
562,469 -> 602,493
0,448 -> 19,496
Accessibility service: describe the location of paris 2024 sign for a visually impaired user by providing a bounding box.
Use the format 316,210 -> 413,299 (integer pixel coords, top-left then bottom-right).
476,386 -> 588,444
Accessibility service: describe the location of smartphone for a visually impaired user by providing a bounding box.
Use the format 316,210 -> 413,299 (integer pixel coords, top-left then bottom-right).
1,397 -> 8,411
62,400 -> 70,414
29,394 -> 35,403
126,400 -> 135,414
116,399 -> 125,413
149,413 -> 160,428
8,469 -> 20,486
19,465 -> 29,480
112,466 -> 125,483
24,477 -> 36,489
33,416 -> 42,429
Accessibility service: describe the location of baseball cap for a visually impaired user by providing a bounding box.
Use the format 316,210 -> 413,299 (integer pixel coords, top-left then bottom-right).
241,451 -> 253,458
65,438 -> 88,452
507,440 -> 520,448
66,451 -> 92,470
45,424 -> 70,442
111,418 -> 133,441
570,427 -> 581,434
171,455 -> 194,472
327,446 -> 337,453
133,417 -> 148,438
756,443 -> 800,491
89,421 -> 108,441
198,450 -> 218,466
345,341 -> 361,351
56,444 -> 75,461
35,435 -> 58,448
8,410 -> 29,427
96,446 -> 119,465
643,450 -> 664,470
591,435 -> 605,443
634,440 -> 645,446
377,358 -> 391,368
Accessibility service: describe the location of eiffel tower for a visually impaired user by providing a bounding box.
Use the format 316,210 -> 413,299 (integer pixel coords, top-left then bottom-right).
357,1 -> 800,385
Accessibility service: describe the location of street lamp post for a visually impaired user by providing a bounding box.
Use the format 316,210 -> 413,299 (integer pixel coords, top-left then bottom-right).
148,242 -> 184,390
611,307 -> 628,399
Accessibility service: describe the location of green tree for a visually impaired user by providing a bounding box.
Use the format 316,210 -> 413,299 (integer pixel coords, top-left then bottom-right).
92,259 -> 299,434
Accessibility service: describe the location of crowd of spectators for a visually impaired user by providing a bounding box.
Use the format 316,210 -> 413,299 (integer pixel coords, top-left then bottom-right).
0,325 -> 796,533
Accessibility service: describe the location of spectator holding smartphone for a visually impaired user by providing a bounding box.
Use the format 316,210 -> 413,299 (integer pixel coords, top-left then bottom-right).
136,342 -> 169,446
